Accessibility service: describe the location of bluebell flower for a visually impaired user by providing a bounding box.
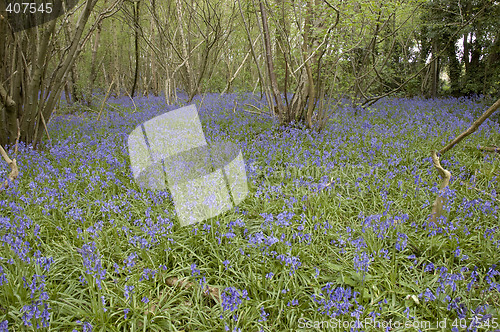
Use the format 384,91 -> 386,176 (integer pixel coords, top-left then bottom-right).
0,265 -> 7,286
353,251 -> 372,273
221,287 -> 249,312
191,263 -> 200,276
395,232 -> 408,251
124,285 -> 134,301
82,321 -> 93,332
420,288 -> 436,302
312,284 -> 360,318
258,307 -> 269,322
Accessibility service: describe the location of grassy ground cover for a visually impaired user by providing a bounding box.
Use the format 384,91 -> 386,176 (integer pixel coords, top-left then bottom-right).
0,93 -> 499,331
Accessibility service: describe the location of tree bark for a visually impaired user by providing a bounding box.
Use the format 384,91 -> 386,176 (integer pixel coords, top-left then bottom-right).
131,0 -> 140,98
439,97 -> 500,155
176,0 -> 194,99
0,0 -> 124,147
89,22 -> 102,105
259,0 -> 286,121
430,38 -> 438,98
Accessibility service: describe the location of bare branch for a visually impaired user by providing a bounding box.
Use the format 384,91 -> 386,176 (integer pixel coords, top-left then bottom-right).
97,79 -> 115,121
0,82 -> 16,109
478,146 -> 500,153
439,98 -> 500,155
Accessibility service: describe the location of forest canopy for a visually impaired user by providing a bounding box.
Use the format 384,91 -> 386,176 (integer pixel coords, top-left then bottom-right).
1,0 -> 500,145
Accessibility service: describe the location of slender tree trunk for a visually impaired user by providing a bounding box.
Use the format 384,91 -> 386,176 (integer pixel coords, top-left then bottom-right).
483,31 -> 500,94
131,0 -> 140,98
0,0 -> 124,147
259,0 -> 286,121
463,32 -> 470,76
88,22 -> 102,105
176,0 -> 194,99
430,38 -> 438,98
274,0 -> 289,93
303,0 -> 317,127
112,20 -> 121,96
446,36 -> 461,96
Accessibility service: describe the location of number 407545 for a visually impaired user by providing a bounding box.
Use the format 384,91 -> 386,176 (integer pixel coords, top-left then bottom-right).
5,2 -> 53,14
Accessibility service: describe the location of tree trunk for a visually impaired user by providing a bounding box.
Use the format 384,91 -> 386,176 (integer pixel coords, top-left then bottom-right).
259,0 -> 286,121
0,0 -> 124,148
430,38 -> 439,98
131,0 -> 140,98
112,20 -> 121,96
446,35 -> 461,96
176,0 -> 194,100
88,22 -> 102,105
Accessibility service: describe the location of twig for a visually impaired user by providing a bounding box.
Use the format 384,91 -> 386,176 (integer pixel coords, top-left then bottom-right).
478,146 -> 500,153
14,118 -> 20,156
96,79 -> 115,121
165,277 -> 220,302
244,103 -> 271,115
198,93 -> 208,110
40,112 -> 52,147
124,89 -> 138,113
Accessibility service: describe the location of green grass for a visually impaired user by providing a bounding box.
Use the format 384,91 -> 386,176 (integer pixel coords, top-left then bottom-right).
0,94 -> 499,331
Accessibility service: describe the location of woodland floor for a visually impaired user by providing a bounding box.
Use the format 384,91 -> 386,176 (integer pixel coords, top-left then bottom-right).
0,93 -> 499,331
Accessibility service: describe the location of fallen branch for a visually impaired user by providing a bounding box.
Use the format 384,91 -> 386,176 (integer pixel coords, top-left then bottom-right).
124,89 -> 138,113
429,97 -> 500,222
165,276 -> 220,302
440,98 -> 500,155
40,112 -> 52,147
459,180 -> 500,203
478,145 -> 500,153
243,103 -> 271,116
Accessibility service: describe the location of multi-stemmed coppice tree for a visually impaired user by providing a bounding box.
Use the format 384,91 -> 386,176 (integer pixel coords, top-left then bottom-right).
0,0 -> 124,149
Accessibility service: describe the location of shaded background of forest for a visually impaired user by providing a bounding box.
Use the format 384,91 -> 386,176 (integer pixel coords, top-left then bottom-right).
1,0 -> 500,146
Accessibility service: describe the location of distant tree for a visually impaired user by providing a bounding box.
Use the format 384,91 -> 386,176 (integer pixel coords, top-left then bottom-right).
419,0 -> 500,96
240,0 -> 341,128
